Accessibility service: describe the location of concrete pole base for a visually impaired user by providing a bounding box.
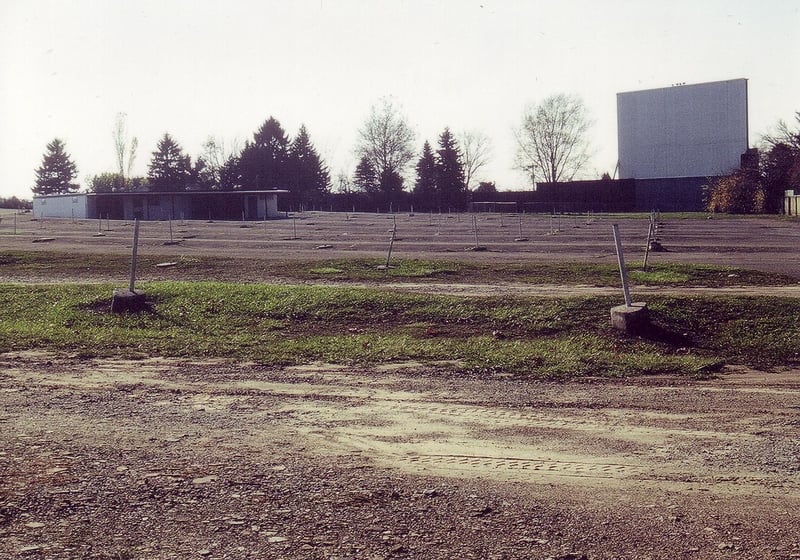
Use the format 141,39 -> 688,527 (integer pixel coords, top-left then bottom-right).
610,302 -> 649,334
111,289 -> 147,314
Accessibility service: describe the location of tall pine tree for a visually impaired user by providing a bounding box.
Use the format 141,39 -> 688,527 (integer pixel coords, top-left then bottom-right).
237,117 -> 290,189
353,156 -> 379,193
435,128 -> 466,211
33,138 -> 79,195
413,141 -> 437,210
287,124 -> 330,208
148,133 -> 191,191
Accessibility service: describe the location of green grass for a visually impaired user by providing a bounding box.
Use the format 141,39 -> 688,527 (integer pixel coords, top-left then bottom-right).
628,268 -> 690,284
2,251 -> 795,287
1,281 -> 798,379
305,259 -> 461,280
293,259 -> 796,287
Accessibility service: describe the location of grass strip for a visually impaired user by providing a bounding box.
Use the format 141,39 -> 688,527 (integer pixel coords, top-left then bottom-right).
1,282 -> 798,378
1,251 -> 794,287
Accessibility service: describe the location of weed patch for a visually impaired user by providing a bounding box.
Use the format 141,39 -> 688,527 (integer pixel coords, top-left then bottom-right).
1,282 -> 798,378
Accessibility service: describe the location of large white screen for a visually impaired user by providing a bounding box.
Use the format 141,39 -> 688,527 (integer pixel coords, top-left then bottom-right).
617,79 -> 748,179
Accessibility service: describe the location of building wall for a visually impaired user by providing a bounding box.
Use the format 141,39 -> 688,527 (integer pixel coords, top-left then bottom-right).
33,192 -> 287,221
617,79 -> 748,180
33,194 -> 89,219
471,180 -> 637,213
265,193 -> 279,218
785,191 -> 800,216
633,177 -> 709,212
102,192 -> 285,221
532,179 -> 637,213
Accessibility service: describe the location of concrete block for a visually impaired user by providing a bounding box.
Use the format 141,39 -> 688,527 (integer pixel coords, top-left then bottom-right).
111,289 -> 147,314
610,302 -> 649,334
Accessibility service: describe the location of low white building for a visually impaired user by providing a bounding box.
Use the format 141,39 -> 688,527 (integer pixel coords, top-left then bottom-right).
33,193 -> 94,220
33,190 -> 288,221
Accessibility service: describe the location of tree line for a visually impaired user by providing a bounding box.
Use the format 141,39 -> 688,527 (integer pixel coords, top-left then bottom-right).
93,115 -> 332,211
32,99 -> 501,212
31,115 -> 332,210
0,196 -> 31,209
32,96 -> 800,214
32,96 -> 592,212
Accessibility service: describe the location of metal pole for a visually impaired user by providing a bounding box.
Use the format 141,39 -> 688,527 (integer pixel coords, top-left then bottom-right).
129,219 -> 140,292
642,220 -> 654,272
385,228 -> 395,268
612,224 -> 632,307
473,215 -> 479,247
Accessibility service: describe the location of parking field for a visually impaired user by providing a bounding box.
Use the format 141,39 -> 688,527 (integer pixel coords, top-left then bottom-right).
3,210 -> 800,275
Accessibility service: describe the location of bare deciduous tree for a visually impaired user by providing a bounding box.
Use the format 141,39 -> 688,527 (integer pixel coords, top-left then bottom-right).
335,170 -> 353,194
355,97 -> 415,192
202,136 -> 242,188
514,94 -> 592,186
127,137 -> 138,179
113,112 -> 137,180
459,130 -> 492,190
761,112 -> 800,151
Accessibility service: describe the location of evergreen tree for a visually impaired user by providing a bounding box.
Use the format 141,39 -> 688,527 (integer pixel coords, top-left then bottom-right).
148,133 -> 191,191
379,168 -> 404,202
219,154 -> 241,190
188,157 -> 215,191
353,156 -> 379,193
435,128 -> 466,211
33,138 -> 79,195
237,117 -> 290,189
287,124 -> 330,208
413,141 -> 438,210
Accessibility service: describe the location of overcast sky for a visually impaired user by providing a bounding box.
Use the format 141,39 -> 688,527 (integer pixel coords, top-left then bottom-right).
1,0 -> 798,199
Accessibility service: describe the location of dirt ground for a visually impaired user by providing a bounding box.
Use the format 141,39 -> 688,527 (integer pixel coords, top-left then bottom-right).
1,353 -> 799,559
2,211 -> 800,558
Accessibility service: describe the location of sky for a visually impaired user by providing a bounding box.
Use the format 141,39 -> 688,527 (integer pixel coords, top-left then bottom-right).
1,0 -> 799,200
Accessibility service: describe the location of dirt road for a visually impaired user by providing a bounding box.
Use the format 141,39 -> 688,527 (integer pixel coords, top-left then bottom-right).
2,352 -> 799,559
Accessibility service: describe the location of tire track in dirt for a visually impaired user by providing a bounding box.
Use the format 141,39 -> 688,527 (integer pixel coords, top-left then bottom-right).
394,454 -> 647,478
2,355 -> 798,497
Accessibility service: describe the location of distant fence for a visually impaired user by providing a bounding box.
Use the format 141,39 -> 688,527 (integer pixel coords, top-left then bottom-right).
313,176 -> 708,215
